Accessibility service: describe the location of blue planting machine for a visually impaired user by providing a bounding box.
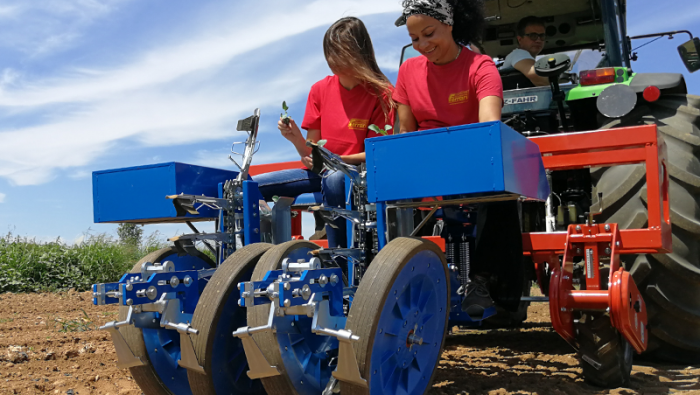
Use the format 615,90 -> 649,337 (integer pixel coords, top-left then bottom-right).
91,110 -> 553,395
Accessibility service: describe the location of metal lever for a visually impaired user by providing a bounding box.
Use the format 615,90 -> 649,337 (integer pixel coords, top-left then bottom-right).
587,192 -> 604,225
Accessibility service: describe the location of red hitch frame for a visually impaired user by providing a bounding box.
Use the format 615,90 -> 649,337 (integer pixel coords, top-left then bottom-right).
524,125 -> 670,354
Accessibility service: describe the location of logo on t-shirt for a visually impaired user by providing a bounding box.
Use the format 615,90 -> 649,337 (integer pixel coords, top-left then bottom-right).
448,90 -> 469,105
348,118 -> 369,130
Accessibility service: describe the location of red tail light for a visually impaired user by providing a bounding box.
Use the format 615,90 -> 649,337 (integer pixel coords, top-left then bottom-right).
580,68 -> 617,86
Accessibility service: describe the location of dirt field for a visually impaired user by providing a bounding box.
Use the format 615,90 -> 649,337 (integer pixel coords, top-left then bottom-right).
0,291 -> 697,395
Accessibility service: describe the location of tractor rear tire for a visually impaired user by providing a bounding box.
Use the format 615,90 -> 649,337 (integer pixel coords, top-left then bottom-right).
591,93 -> 700,363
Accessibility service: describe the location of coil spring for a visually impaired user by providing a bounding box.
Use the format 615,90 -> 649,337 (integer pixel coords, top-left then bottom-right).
459,234 -> 470,287
446,234 -> 455,266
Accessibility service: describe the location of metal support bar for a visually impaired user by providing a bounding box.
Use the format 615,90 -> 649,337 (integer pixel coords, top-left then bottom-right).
99,307 -> 144,369
232,305 -> 281,379
178,333 -> 205,374
410,203 -> 439,237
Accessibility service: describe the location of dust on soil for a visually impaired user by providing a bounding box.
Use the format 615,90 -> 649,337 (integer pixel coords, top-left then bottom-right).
0,291 -> 697,395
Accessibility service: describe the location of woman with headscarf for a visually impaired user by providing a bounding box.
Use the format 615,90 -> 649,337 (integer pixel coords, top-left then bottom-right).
394,0 -> 524,321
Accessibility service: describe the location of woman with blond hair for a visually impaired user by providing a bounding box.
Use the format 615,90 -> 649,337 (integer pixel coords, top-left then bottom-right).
255,16 -> 394,249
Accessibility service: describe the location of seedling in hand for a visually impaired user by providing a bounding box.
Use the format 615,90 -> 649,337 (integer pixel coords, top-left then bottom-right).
368,124 -> 393,136
281,101 -> 291,126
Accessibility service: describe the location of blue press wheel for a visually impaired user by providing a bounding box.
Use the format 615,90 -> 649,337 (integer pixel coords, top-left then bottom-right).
343,237 -> 450,395
247,240 -> 333,395
187,243 -> 273,395
118,247 -> 214,395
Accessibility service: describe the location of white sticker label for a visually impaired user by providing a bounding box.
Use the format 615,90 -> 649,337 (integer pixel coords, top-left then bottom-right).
504,95 -> 539,105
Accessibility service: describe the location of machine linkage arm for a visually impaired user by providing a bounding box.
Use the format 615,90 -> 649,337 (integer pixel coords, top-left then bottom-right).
306,140 -> 363,185
92,263 -> 215,307
166,193 -> 234,216
234,261 -> 366,386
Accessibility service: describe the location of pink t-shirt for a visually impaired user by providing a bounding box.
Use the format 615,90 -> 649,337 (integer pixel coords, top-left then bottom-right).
393,47 -> 503,131
301,75 -> 393,156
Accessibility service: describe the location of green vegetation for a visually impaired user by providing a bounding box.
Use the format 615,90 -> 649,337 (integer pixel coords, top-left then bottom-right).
368,124 -> 392,136
281,101 -> 291,125
0,231 -> 169,293
51,309 -> 96,333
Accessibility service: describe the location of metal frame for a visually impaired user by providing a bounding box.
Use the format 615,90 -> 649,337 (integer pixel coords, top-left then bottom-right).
523,124 -> 671,255
523,124 -> 669,353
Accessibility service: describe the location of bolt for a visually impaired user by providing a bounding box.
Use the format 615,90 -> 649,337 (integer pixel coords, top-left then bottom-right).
242,292 -> 250,298
291,322 -> 295,327
253,228 -> 259,234
330,275 -> 339,285
284,283 -> 291,291
319,275 -> 328,286
605,247 -> 612,255
126,299 -> 133,306
153,319 -> 157,323
146,286 -> 157,300
301,284 -> 311,300
237,283 -> 241,290
576,225 -> 581,232
616,241 -> 621,247
170,276 -> 180,288
125,284 -> 133,291
604,224 -> 611,232
183,276 -> 193,286
284,299 -> 291,307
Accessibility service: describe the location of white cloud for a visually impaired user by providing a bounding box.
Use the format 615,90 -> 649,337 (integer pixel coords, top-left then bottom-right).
0,0 -> 132,57
0,192 -> 5,203
0,1 -> 403,186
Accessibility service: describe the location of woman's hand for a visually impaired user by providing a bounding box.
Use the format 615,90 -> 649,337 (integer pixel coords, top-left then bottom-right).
301,156 -> 313,169
278,118 -> 303,142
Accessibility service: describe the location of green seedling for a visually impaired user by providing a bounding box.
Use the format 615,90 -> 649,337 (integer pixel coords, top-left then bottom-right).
368,124 -> 393,136
281,101 -> 291,126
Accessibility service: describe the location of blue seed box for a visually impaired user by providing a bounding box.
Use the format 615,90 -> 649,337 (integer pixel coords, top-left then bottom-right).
92,162 -> 238,224
364,121 -> 549,203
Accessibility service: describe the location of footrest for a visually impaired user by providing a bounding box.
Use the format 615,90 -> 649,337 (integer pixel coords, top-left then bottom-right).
293,192 -> 323,207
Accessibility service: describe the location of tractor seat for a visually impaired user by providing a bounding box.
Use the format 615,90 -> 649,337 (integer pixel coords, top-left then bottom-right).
499,67 -> 536,91
292,192 -> 323,208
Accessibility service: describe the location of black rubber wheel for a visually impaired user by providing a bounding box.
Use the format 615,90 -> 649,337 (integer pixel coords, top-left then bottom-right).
484,278 -> 531,328
117,247 -> 215,395
247,240 -> 321,395
187,243 -> 272,395
592,94 -> 700,363
484,259 -> 534,328
575,312 -> 633,388
342,237 -> 450,395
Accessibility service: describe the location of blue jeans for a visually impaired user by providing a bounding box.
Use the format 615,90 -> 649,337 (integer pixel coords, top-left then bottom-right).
253,169 -> 348,249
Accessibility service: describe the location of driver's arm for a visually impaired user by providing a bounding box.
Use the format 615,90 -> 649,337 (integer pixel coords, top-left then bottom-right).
513,58 -> 550,86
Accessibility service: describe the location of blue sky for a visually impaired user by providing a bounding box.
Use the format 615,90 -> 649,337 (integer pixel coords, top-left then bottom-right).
1,0 -> 699,244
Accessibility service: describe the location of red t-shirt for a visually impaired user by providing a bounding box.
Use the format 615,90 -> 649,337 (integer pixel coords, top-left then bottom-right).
301,75 -> 393,156
393,47 -> 503,131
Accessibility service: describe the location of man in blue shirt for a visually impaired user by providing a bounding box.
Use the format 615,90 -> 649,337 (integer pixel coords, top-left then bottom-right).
503,16 -> 549,86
